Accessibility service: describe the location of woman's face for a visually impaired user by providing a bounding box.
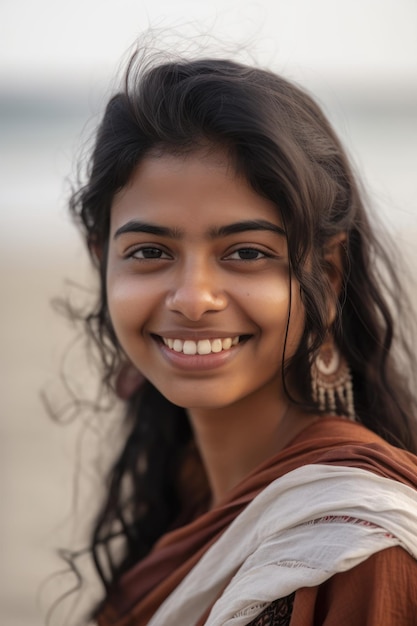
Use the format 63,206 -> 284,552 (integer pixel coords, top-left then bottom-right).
106,149 -> 305,410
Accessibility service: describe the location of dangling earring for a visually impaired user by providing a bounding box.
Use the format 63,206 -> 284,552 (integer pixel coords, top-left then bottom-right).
311,334 -> 355,421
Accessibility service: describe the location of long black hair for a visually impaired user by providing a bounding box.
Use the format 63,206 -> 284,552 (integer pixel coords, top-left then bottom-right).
69,52 -> 417,595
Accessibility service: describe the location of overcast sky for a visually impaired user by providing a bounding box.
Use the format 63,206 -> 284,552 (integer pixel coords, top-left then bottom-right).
1,0 -> 417,89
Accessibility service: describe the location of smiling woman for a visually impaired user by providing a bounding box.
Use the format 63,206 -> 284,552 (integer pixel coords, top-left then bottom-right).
66,51 -> 417,625
107,152 -> 304,419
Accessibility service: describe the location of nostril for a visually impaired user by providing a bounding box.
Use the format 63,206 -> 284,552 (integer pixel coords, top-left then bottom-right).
165,286 -> 228,319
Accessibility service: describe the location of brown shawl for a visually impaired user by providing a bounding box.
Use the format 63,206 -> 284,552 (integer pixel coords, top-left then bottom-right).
97,418 -> 417,626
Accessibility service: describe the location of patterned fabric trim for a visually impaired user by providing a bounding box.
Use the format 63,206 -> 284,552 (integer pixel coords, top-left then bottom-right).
305,515 -> 396,538
246,593 -> 295,626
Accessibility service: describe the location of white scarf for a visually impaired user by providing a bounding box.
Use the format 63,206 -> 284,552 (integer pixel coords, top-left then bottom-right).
147,464 -> 417,626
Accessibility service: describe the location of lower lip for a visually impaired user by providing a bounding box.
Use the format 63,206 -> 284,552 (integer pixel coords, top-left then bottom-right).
156,340 -> 242,371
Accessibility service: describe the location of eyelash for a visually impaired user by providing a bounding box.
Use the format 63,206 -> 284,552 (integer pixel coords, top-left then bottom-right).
224,248 -> 274,261
126,246 -> 276,262
128,246 -> 171,260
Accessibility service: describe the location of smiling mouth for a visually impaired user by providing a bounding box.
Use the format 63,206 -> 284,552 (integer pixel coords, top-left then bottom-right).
157,335 -> 248,355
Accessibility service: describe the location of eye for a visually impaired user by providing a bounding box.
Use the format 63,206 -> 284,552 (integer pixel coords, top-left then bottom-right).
129,246 -> 171,260
225,248 -> 270,261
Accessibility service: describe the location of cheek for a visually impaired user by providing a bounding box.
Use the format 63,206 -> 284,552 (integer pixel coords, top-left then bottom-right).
249,279 -> 304,355
106,272 -> 150,341
242,277 -> 294,331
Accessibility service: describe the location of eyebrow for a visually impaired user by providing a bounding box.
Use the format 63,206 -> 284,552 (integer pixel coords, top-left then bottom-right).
114,221 -> 182,239
209,220 -> 286,238
113,219 -> 286,240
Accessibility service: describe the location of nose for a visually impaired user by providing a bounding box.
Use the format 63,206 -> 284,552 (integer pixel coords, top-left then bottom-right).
166,260 -> 228,321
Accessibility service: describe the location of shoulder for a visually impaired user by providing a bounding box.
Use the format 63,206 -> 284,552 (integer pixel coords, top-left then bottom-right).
291,546 -> 417,625
291,418 -> 417,490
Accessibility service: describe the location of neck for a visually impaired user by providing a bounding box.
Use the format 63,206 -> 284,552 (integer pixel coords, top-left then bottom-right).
187,387 -> 318,506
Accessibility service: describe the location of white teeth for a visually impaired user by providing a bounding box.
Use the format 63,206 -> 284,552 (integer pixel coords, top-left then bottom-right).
173,339 -> 183,352
197,339 -> 211,355
162,336 -> 240,355
183,340 -> 197,355
211,339 -> 223,353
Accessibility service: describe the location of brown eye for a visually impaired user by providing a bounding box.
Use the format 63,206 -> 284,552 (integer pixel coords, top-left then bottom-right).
226,248 -> 268,260
130,247 -> 170,259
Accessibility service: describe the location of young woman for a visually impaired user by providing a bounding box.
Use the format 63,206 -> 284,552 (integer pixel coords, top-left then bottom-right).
69,53 -> 417,625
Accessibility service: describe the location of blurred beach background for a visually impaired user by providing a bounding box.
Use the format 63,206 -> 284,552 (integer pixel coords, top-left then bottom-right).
1,0 -> 417,624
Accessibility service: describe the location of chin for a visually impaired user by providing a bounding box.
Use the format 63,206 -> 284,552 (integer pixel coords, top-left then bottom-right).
156,386 -> 238,411
167,395 -> 232,411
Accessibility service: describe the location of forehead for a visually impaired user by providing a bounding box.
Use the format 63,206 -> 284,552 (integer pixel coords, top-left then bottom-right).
110,149 -> 283,233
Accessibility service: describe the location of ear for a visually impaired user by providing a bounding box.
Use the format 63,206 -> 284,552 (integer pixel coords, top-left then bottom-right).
322,232 -> 347,326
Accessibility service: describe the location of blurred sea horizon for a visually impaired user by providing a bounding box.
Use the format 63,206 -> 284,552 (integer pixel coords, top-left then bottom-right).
2,75 -> 417,238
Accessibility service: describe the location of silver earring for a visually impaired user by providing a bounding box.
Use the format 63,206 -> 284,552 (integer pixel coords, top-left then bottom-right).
311,335 -> 355,421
